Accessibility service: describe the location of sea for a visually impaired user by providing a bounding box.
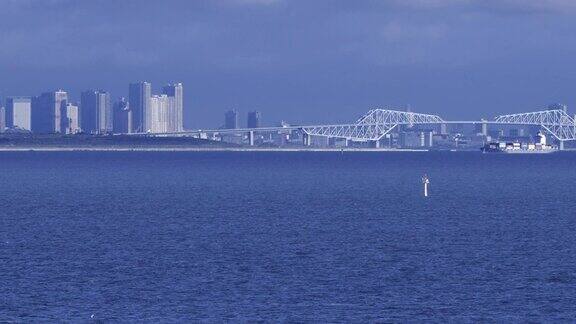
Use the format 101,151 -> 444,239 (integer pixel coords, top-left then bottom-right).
1,151 -> 575,322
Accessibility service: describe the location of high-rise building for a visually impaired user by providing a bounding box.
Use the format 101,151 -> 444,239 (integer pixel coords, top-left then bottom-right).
113,97 -> 131,134
162,83 -> 183,132
129,82 -> 151,133
225,109 -> 238,129
5,97 -> 32,131
80,90 -> 112,134
31,90 -> 68,133
64,103 -> 80,134
247,111 -> 261,128
149,95 -> 170,133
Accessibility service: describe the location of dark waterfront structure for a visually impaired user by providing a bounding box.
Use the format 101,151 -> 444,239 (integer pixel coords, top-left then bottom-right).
31,90 -> 68,133
5,97 -> 32,131
225,109 -> 238,129
113,97 -> 131,134
129,82 -> 151,133
80,90 -> 112,134
162,83 -> 184,132
247,111 -> 261,128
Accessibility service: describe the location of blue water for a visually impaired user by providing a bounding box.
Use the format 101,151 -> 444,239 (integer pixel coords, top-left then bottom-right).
1,151 -> 576,321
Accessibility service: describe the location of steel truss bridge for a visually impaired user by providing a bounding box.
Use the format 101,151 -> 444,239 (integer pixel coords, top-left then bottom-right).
147,108 -> 576,149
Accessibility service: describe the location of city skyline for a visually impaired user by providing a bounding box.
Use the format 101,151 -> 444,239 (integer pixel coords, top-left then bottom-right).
1,81 -> 573,133
0,83 -> 573,141
0,82 -> 186,135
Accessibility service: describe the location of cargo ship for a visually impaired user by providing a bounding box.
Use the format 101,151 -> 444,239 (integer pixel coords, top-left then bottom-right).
481,132 -> 557,154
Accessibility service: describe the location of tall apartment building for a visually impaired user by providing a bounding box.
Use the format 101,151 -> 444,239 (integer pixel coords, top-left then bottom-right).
113,97 -> 131,134
80,90 -> 111,134
5,97 -> 32,131
80,90 -> 112,134
225,109 -> 239,129
149,95 -> 170,133
247,111 -> 261,128
128,82 -> 151,133
63,103 -> 80,134
31,90 -> 68,133
162,83 -> 183,132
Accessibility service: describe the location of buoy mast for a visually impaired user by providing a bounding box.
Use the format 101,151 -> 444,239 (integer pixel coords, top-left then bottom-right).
422,174 -> 430,197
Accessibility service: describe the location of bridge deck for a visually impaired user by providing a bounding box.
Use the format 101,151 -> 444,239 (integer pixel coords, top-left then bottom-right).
131,108 -> 576,141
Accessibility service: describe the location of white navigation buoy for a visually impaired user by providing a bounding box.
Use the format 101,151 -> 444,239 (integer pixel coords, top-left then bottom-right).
422,174 -> 430,197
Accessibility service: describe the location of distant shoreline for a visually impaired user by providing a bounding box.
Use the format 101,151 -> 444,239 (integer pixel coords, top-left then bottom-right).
1,146 -> 573,153
0,147 -> 430,152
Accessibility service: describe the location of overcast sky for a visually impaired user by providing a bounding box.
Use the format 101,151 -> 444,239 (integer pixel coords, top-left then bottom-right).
1,0 -> 576,128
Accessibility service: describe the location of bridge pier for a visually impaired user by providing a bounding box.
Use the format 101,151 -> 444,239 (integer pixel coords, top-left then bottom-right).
302,133 -> 311,146
248,131 -> 255,146
560,140 -> 565,151
373,140 -> 380,149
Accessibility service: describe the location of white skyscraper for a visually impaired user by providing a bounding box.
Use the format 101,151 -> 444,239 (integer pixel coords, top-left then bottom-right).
64,103 -> 80,134
5,97 -> 32,131
149,95 -> 170,133
162,83 -> 183,132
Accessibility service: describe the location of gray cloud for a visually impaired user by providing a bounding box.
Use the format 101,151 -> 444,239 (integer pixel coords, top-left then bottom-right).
226,0 -> 282,5
390,0 -> 576,12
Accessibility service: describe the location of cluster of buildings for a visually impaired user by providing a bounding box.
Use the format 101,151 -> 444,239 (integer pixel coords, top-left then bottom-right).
223,109 -> 262,129
0,82 -> 183,135
213,109 -> 265,145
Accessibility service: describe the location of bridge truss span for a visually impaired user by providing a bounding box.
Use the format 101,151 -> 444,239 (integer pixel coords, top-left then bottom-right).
494,109 -> 576,141
301,108 -> 444,141
146,107 -> 576,148
355,109 -> 444,126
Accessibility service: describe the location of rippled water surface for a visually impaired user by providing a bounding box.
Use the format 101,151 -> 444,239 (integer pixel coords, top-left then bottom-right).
1,151 -> 576,321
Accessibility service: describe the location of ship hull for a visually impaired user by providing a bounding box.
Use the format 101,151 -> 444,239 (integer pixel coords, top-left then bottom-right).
502,149 -> 557,154
481,146 -> 558,154
481,142 -> 558,154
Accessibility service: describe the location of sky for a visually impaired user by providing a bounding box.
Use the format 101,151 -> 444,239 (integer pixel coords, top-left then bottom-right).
1,0 -> 576,128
